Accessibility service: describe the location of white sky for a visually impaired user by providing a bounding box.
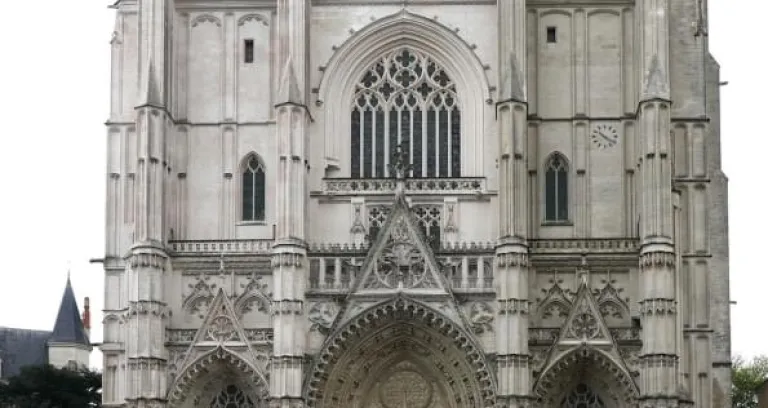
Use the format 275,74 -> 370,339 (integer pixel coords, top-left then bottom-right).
0,1 -> 762,370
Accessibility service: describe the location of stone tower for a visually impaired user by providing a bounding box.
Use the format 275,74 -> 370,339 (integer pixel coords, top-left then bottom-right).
101,0 -> 731,407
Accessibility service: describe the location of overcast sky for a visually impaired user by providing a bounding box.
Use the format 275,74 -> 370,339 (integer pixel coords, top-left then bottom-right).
0,1 -> 762,370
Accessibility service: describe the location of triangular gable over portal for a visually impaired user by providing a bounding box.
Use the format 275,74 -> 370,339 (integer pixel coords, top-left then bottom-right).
348,188 -> 451,297
174,288 -> 264,377
536,271 -> 636,385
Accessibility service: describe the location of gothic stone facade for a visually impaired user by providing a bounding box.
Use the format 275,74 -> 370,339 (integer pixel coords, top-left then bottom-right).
101,0 -> 731,407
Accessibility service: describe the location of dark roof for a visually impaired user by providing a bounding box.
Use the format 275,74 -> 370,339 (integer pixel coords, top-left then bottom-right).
0,327 -> 50,378
49,277 -> 90,346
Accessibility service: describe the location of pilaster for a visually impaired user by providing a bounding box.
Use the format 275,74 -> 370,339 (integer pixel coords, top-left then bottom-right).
495,1 -> 531,407
637,0 -> 680,405
123,0 -> 173,405
272,2 -> 310,407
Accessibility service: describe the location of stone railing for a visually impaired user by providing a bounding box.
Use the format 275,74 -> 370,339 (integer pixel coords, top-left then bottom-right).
316,177 -> 487,196
307,254 -> 495,293
528,238 -> 639,254
168,239 -> 274,255
166,238 -> 639,256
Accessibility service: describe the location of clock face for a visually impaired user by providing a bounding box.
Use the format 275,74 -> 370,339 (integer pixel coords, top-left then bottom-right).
590,124 -> 619,149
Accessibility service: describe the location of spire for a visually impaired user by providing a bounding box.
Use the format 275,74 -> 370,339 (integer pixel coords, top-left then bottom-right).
137,58 -> 163,108
277,56 -> 303,106
49,276 -> 90,346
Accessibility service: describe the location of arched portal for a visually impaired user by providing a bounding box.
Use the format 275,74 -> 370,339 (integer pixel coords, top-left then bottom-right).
306,297 -> 496,408
168,347 -> 269,408
534,346 -> 639,408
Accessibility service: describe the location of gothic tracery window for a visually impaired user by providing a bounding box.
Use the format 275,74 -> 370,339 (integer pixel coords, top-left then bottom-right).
561,383 -> 605,408
242,154 -> 266,222
210,384 -> 255,408
351,48 -> 461,179
544,153 -> 569,222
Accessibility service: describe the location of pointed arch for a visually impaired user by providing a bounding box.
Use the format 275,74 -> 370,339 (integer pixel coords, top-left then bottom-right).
534,345 -> 639,407
167,346 -> 268,407
240,152 -> 266,222
317,10 -> 490,176
544,152 -> 570,222
305,295 -> 496,407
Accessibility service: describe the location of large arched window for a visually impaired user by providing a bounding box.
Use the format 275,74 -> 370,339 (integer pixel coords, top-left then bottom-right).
242,154 -> 266,222
350,48 -> 461,179
210,384 -> 255,408
545,153 -> 569,222
561,383 -> 605,408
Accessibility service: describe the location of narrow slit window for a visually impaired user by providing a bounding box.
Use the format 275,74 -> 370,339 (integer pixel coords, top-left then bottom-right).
244,39 -> 254,64
546,27 -> 557,43
544,153 -> 569,222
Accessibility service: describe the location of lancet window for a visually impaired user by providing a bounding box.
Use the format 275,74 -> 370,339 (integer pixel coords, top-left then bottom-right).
242,154 -> 266,222
350,48 -> 461,179
544,153 -> 569,222
561,383 -> 605,408
210,385 -> 255,408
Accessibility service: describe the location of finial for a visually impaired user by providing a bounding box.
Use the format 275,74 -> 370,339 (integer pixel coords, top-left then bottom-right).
389,143 -> 413,197
67,260 -> 72,281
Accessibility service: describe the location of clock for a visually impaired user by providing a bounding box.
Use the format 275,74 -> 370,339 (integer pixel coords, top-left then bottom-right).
590,124 -> 619,149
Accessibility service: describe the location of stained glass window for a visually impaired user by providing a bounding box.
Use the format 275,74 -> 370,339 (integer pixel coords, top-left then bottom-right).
210,384 -> 256,408
242,155 -> 266,222
562,383 -> 605,408
350,48 -> 461,179
545,153 -> 569,222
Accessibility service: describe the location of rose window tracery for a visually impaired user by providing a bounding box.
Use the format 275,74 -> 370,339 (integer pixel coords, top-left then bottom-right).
351,48 -> 461,179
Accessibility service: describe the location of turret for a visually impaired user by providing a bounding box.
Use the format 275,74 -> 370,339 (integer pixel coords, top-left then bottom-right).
47,276 -> 91,370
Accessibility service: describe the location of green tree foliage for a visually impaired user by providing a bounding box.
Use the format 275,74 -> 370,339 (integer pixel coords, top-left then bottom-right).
733,355 -> 768,408
0,364 -> 101,408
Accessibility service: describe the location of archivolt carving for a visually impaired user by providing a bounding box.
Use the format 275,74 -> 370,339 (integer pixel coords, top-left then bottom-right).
306,296 -> 496,407
534,346 -> 639,406
167,346 -> 268,406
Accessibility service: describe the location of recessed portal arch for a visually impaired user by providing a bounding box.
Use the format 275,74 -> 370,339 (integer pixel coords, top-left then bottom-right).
306,296 -> 496,408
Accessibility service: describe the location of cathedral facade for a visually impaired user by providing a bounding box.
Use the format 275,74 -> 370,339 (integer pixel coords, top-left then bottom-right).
101,0 -> 731,407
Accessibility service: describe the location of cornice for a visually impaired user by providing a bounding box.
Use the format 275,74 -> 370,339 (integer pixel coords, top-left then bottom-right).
175,0 -> 276,10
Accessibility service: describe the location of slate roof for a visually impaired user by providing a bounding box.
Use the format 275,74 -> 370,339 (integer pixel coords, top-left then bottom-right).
49,277 -> 90,346
0,327 -> 50,379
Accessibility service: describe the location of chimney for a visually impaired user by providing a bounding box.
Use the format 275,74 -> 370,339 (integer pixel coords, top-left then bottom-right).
82,297 -> 91,339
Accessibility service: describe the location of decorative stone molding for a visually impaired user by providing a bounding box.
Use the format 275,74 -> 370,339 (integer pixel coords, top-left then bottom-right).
271,300 -> 303,315
128,251 -> 168,270
497,298 -> 530,315
233,275 -> 271,317
639,299 -> 677,316
639,251 -> 676,268
166,328 -> 273,345
271,253 -> 305,268
125,301 -> 171,319
529,327 -> 641,346
318,177 -> 486,196
183,275 -> 218,318
536,275 -> 573,320
496,252 -> 529,268
126,357 -> 167,370
306,295 -> 497,407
